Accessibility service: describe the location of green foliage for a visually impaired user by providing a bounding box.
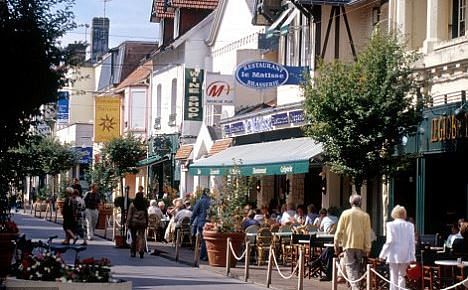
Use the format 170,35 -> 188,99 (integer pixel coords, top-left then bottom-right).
303,28 -> 424,190
85,160 -> 117,202
102,134 -> 146,178
208,162 -> 251,233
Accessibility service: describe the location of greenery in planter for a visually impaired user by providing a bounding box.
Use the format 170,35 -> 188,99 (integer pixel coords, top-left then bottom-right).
303,28 -> 425,192
206,162 -> 251,233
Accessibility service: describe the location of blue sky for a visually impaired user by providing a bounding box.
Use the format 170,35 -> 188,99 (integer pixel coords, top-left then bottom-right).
60,0 -> 160,48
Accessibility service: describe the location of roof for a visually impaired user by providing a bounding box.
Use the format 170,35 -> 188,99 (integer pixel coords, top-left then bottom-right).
170,12 -> 215,49
189,137 -> 323,176
175,144 -> 194,160
297,0 -> 366,6
170,0 -> 219,9
116,60 -> 152,91
208,138 -> 232,156
151,0 -> 175,22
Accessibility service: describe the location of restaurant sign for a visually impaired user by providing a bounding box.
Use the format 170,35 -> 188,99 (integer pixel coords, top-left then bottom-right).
235,60 -> 289,89
189,160 -> 309,176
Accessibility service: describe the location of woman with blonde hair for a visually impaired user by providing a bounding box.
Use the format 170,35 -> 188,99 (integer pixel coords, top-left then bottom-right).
379,205 -> 416,290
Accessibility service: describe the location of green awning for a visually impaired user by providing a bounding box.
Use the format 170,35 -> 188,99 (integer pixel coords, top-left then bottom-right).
137,154 -> 169,167
189,137 -> 322,176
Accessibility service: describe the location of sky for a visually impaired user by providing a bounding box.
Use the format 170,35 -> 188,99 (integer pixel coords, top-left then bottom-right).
60,0 -> 160,48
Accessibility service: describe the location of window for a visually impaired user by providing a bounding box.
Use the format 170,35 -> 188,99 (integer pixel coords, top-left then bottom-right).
131,90 -> 145,129
171,78 -> 177,116
452,0 -> 466,38
174,8 -> 180,39
156,84 -> 162,118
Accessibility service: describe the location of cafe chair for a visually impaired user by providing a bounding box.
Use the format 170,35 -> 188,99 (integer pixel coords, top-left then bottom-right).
279,224 -> 293,265
422,265 -> 442,290
256,227 -> 273,266
147,214 -> 162,241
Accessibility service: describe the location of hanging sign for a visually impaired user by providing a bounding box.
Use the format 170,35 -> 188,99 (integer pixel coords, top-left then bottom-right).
94,96 -> 121,142
184,68 -> 204,121
205,73 -> 234,104
57,91 -> 69,125
235,60 -> 289,89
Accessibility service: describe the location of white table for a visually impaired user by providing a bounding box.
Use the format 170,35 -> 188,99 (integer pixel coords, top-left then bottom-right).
435,260 -> 468,267
316,233 -> 334,239
324,243 -> 334,247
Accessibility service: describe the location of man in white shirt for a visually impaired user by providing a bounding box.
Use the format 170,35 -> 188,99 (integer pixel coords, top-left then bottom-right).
280,203 -> 296,225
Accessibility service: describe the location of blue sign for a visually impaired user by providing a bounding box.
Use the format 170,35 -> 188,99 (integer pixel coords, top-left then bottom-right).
235,60 -> 289,89
224,125 -> 231,135
271,113 -> 289,126
284,66 -> 309,85
230,122 -> 245,134
57,91 -> 69,125
289,110 -> 305,123
75,147 -> 93,165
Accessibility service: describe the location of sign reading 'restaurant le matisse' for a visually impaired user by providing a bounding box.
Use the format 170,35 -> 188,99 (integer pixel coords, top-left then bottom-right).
235,60 -> 289,89
184,68 -> 204,121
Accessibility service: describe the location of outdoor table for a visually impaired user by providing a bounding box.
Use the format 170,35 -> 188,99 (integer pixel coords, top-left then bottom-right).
434,260 -> 468,285
324,243 -> 334,248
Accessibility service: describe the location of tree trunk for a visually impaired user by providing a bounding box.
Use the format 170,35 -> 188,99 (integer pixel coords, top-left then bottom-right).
120,177 -> 125,237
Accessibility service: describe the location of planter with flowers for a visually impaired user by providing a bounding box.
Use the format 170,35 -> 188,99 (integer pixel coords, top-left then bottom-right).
7,251 -> 131,289
0,219 -> 19,277
203,164 -> 249,267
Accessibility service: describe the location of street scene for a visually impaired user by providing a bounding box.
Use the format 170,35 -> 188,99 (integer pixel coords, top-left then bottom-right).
1,0 -> 468,289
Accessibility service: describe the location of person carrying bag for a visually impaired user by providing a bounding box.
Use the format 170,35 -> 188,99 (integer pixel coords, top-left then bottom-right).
126,192 -> 148,258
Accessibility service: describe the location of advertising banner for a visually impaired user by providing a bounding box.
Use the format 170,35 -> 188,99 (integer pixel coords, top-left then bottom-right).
94,96 -> 121,142
57,91 -> 69,125
205,73 -> 234,105
74,147 -> 93,164
184,68 -> 204,121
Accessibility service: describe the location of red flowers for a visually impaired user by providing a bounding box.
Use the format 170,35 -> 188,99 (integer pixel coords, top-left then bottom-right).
0,220 -> 19,233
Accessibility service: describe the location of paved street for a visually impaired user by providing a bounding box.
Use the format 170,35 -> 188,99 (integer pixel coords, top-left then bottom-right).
11,212 -> 266,290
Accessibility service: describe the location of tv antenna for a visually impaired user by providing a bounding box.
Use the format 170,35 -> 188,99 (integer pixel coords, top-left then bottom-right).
102,0 -> 112,18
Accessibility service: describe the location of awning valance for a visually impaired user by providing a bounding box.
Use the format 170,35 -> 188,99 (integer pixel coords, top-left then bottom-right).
189,137 -> 322,176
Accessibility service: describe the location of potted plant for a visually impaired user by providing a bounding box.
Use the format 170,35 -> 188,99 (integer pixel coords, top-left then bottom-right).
202,165 -> 250,267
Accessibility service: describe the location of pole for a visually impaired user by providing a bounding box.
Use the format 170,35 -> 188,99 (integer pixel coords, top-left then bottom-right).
366,264 -> 371,290
226,237 -> 232,276
244,241 -> 250,282
175,229 -> 181,262
297,246 -> 304,290
332,257 -> 338,290
194,232 -> 201,267
266,245 -> 273,288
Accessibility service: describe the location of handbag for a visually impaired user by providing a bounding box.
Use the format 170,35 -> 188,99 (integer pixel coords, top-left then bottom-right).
406,263 -> 422,281
126,229 -> 133,245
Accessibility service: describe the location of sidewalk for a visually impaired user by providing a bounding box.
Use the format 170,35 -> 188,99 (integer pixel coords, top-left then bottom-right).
20,207 -> 343,290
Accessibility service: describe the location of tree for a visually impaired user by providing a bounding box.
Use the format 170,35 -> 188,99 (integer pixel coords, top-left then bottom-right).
0,0 -> 75,224
98,135 -> 146,236
303,29 -> 424,193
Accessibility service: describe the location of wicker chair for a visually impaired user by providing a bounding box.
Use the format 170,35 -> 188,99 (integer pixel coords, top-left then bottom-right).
279,224 -> 293,265
147,214 -> 162,241
256,227 -> 273,266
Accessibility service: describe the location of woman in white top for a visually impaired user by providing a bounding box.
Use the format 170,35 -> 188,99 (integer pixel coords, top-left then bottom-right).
379,205 -> 416,290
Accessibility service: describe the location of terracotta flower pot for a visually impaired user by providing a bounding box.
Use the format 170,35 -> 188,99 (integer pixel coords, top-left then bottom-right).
0,232 -> 19,277
203,230 -> 245,267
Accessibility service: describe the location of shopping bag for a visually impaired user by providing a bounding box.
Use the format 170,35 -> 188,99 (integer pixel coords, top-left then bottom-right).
126,229 -> 132,245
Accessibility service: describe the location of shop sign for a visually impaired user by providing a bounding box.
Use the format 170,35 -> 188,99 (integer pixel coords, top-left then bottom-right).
280,165 -> 293,174
229,122 -> 245,134
74,147 -> 93,165
94,96 -> 120,143
245,115 -> 272,134
57,91 -> 69,125
431,113 -> 468,142
271,113 -> 289,126
205,73 -> 234,105
184,68 -> 204,121
235,60 -> 289,89
289,110 -> 305,123
252,167 -> 267,175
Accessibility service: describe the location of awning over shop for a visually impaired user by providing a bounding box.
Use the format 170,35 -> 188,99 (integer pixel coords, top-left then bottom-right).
189,137 -> 322,176
279,8 -> 299,35
265,6 -> 294,38
137,154 -> 169,167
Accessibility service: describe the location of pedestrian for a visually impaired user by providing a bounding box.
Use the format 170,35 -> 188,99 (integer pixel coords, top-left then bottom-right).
72,178 -> 83,196
334,194 -> 372,290
61,187 -> 77,245
190,188 -> 211,261
126,191 -> 148,258
379,205 -> 416,290
136,185 -> 145,197
73,189 -> 87,245
84,183 -> 100,241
